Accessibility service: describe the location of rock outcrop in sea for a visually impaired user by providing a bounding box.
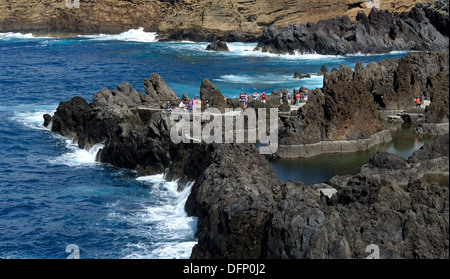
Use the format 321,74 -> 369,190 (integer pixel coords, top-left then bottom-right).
206,40 -> 229,51
255,5 -> 449,55
50,74 -> 180,174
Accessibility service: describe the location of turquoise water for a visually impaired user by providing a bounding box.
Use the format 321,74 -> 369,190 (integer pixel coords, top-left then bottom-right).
0,29 -> 412,258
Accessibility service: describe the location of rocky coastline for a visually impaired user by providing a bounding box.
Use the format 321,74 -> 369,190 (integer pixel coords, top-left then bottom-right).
1,0 -> 438,40
188,135 -> 449,259
255,4 -> 449,55
43,49 -> 449,258
275,51 -> 449,158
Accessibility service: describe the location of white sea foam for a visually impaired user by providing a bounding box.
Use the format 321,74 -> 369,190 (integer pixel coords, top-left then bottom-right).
214,73 -> 290,84
346,50 -> 410,57
0,32 -> 52,40
78,27 -> 158,43
227,42 -> 258,53
10,107 -> 104,167
0,32 -> 35,40
117,176 -> 197,259
197,43 -> 409,64
123,240 -> 197,259
49,141 -> 104,167
222,44 -> 406,61
214,73 -> 322,85
202,42 -> 347,62
11,108 -> 56,131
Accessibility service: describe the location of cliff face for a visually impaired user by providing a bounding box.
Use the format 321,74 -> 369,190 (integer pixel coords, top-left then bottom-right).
0,0 -> 167,35
0,0 -> 432,37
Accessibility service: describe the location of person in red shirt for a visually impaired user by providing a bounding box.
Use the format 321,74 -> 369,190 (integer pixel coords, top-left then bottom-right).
261,92 -> 267,104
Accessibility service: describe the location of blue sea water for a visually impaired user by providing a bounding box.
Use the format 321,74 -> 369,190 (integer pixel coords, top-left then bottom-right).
0,28 -> 419,259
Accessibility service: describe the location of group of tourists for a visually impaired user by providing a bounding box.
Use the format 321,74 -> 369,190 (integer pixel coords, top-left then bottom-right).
239,91 -> 268,108
166,96 -> 203,113
280,89 -> 308,105
166,88 -> 311,113
179,96 -> 202,112
240,89 -> 310,106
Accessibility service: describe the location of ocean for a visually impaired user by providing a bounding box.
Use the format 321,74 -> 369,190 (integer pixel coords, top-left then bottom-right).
0,28 -> 425,259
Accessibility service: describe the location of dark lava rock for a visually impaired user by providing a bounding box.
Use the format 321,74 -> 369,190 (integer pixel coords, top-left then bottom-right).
43,114 -> 52,127
369,151 -> 409,170
199,79 -> 227,112
51,96 -> 91,140
421,0 -> 449,37
317,65 -> 328,76
277,51 -> 448,149
408,133 -> 449,162
206,40 -> 229,51
186,135 -> 448,259
279,64 -> 384,145
143,73 -> 180,107
254,7 -> 448,55
293,72 -> 311,79
424,71 -> 449,123
186,143 -> 281,259
49,75 -> 181,174
46,72 -> 449,260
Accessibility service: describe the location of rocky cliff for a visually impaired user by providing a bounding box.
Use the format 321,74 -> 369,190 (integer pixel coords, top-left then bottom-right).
255,5 -> 448,55
0,0 -> 433,38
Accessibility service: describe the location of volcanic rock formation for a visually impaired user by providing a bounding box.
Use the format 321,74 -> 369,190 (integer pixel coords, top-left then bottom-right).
255,6 -> 448,55
45,70 -> 449,259
186,134 -> 449,259
277,51 -> 449,154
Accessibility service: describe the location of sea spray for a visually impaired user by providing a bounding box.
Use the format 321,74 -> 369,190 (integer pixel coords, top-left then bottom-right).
12,110 -> 104,166
12,109 -> 56,131
49,141 -> 104,167
78,27 -> 158,43
121,175 -> 197,259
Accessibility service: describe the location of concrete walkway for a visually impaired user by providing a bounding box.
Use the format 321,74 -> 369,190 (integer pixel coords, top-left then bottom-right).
290,103 -> 306,111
